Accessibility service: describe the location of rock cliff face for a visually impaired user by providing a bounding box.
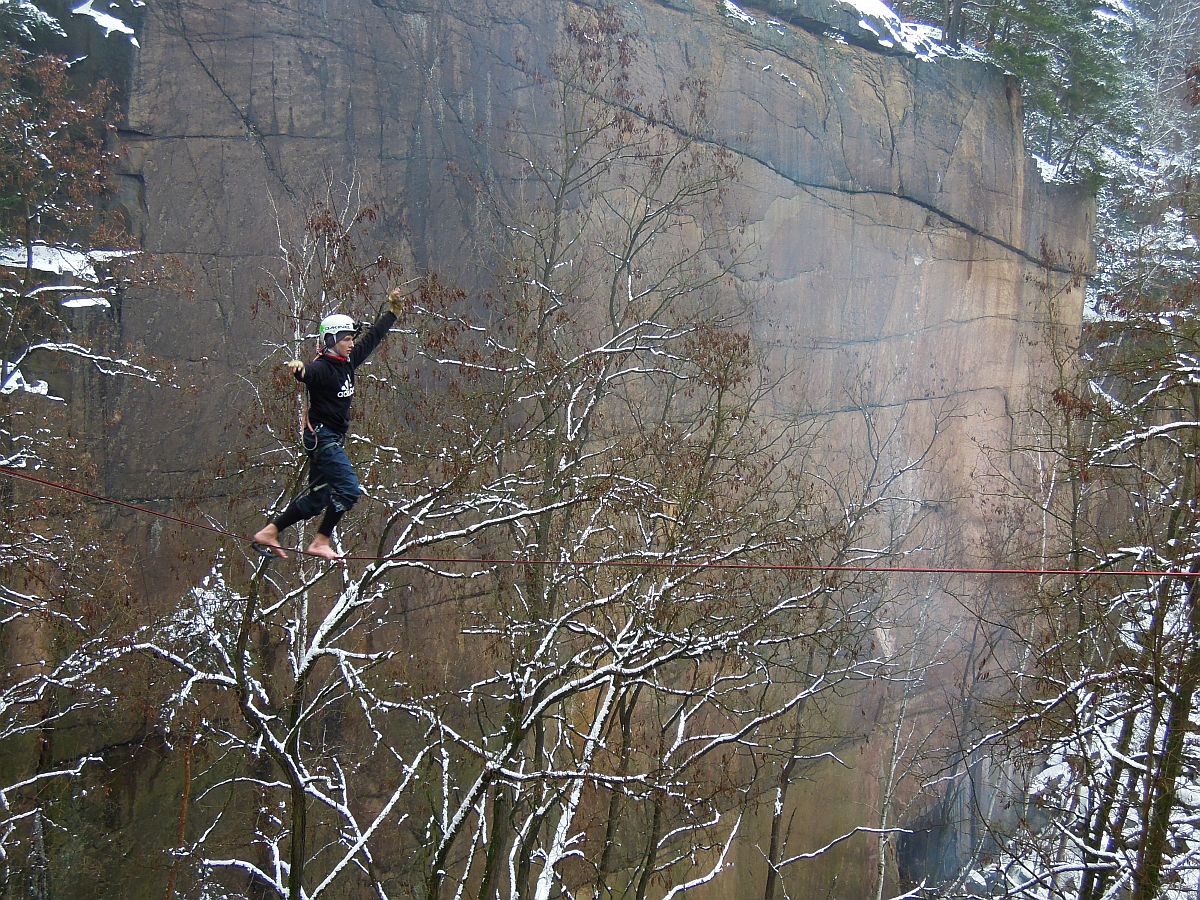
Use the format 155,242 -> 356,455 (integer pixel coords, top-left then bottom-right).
114,0 -> 1089,501
101,0 -> 1090,894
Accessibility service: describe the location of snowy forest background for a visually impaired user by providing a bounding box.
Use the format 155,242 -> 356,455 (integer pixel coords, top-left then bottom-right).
1,0 -> 1199,898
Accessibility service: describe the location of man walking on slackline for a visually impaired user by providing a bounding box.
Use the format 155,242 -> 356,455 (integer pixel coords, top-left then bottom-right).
253,287 -> 407,561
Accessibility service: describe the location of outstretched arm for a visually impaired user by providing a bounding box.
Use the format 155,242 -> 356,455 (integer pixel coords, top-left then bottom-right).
349,282 -> 417,366
349,310 -> 397,367
285,358 -> 336,389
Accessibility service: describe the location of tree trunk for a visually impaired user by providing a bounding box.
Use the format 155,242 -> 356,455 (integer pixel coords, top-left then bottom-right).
1132,572 -> 1200,900
944,0 -> 965,46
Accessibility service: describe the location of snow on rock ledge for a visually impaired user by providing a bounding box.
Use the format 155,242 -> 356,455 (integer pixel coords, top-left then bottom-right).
727,0 -> 963,60
0,243 -> 135,283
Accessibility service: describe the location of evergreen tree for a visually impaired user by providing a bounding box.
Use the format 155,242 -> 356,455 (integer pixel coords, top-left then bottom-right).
0,0 -> 60,48
891,0 -> 1137,183
932,3 -> 1200,895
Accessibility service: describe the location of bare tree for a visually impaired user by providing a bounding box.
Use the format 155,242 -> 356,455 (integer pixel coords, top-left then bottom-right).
0,46 -> 174,895
934,44 -> 1200,888
122,9 -> 935,899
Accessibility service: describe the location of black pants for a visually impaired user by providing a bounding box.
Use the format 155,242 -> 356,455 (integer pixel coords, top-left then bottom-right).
273,425 -> 362,536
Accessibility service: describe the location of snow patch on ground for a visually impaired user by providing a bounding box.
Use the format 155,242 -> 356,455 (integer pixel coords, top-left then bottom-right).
72,0 -> 138,45
722,0 -> 979,64
0,243 -> 134,282
723,0 -> 756,27
1033,153 -> 1067,183
1,366 -> 52,397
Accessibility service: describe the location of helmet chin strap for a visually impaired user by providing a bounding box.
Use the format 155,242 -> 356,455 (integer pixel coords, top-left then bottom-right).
322,328 -> 355,357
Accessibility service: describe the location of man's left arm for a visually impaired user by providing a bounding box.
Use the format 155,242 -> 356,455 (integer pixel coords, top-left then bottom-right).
350,284 -> 417,366
349,309 -> 397,366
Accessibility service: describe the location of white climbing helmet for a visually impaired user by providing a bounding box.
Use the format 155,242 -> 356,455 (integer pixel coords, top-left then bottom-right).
319,313 -> 357,348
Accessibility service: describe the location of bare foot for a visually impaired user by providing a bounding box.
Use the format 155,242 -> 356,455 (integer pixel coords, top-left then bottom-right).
252,524 -> 288,559
306,536 -> 345,563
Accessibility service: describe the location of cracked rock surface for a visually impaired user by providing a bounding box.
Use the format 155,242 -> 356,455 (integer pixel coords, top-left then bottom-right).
79,0 -> 1095,889
115,2 -> 1086,540
115,0 -> 1090,507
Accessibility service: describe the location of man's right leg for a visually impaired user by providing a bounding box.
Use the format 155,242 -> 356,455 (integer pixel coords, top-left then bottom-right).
306,535 -> 343,561
255,447 -> 331,558
254,499 -> 319,558
304,444 -> 358,561
304,506 -> 346,561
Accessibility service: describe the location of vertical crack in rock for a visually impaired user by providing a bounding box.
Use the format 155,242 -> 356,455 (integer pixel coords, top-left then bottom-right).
161,0 -> 297,200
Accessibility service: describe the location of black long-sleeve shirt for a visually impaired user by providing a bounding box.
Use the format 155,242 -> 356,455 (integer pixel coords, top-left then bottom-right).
295,311 -> 396,436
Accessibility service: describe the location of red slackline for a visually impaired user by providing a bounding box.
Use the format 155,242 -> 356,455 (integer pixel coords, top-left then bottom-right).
2,464 -> 1195,579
